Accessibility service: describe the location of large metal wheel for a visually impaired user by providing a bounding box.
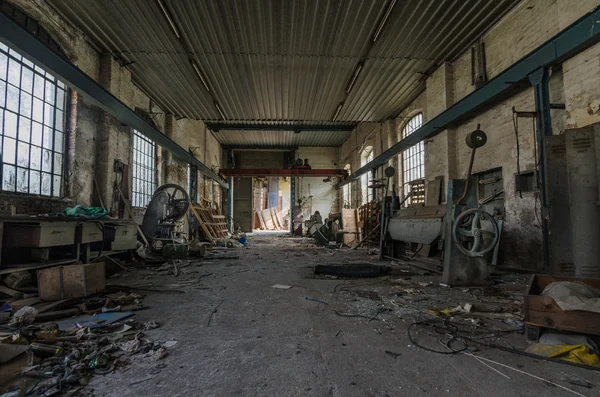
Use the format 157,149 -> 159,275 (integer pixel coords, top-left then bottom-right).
452,208 -> 499,257
153,183 -> 190,220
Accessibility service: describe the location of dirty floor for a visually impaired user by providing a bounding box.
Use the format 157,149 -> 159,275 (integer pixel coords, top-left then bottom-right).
91,235 -> 600,397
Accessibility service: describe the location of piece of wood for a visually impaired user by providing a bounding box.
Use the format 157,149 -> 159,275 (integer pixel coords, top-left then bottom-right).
0,259 -> 77,275
0,285 -> 21,298
261,209 -> 276,230
256,211 -> 266,230
33,298 -> 78,314
34,308 -> 80,322
425,176 -> 443,206
524,274 -> 600,336
38,263 -> 106,301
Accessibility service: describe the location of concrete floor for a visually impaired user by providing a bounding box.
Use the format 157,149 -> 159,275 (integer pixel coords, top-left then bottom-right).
91,236 -> 600,397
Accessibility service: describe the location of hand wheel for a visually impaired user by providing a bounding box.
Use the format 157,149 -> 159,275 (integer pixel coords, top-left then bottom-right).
452,208 -> 499,258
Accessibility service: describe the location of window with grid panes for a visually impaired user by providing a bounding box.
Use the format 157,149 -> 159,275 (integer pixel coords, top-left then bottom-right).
0,42 -> 66,196
132,130 -> 156,207
401,113 -> 424,205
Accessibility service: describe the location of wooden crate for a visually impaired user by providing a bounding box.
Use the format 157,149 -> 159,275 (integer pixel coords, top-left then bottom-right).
524,274 -> 600,336
38,262 -> 106,301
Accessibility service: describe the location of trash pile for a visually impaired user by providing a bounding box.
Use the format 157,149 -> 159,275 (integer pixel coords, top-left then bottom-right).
0,290 -> 170,396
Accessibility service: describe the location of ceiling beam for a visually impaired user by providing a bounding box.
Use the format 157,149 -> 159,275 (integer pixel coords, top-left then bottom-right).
220,169 -> 347,177
0,11 -> 228,189
207,123 -> 354,132
341,5 -> 600,186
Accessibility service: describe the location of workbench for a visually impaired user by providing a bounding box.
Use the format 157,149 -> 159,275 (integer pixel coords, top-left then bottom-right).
0,216 -> 137,271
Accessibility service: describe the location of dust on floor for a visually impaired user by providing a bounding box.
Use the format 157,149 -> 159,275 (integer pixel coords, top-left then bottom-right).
90,235 -> 600,397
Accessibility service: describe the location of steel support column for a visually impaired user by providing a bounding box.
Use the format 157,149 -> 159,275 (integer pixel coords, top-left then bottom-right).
341,6 -> 600,186
529,67 -> 552,272
225,149 -> 234,231
0,11 -> 227,188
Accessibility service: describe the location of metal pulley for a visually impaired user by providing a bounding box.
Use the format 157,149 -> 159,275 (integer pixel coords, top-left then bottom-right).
465,128 -> 487,149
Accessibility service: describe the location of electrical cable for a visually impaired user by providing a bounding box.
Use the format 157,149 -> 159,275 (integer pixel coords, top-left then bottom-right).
408,318 -> 600,372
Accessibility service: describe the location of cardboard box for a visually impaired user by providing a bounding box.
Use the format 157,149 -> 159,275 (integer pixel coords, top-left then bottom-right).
38,262 -> 105,301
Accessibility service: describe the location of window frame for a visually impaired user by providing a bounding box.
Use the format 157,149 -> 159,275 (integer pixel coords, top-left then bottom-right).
401,113 -> 424,205
131,130 -> 157,208
0,41 -> 67,197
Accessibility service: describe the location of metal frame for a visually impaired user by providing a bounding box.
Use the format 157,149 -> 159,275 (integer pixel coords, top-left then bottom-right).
208,123 -> 353,132
220,169 -> 347,177
341,5 -> 600,186
0,12 -> 227,189
0,43 -> 65,197
131,130 -> 157,207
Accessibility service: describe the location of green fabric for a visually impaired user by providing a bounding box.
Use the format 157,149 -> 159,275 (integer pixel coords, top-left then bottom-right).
64,205 -> 108,218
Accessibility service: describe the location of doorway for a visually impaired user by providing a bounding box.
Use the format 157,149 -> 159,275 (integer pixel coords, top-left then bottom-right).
252,177 -> 291,232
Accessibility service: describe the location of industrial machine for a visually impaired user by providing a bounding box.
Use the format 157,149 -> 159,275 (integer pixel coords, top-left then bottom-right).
140,183 -> 190,252
384,126 -> 500,286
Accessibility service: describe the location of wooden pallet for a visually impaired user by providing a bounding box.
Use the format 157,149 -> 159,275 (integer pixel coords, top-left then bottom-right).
190,201 -> 228,243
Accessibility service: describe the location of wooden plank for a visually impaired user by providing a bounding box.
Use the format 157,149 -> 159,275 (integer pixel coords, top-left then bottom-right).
190,205 -> 215,242
256,211 -> 266,230
270,208 -> 282,229
0,259 -> 77,275
425,176 -> 443,206
275,210 -> 285,230
262,209 -> 276,230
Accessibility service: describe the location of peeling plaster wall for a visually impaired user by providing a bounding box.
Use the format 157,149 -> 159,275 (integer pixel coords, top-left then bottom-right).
1,0 -> 222,216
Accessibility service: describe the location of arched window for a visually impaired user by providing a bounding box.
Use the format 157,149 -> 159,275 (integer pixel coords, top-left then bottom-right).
0,42 -> 66,196
401,113 -> 424,205
342,164 -> 351,208
361,146 -> 373,205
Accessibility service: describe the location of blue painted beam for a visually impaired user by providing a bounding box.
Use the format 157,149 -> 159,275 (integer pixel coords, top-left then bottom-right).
341,6 -> 600,186
0,12 -> 228,189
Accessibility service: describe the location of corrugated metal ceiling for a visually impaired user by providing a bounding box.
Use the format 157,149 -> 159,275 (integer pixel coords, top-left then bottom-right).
214,130 -> 350,147
48,0 -> 521,146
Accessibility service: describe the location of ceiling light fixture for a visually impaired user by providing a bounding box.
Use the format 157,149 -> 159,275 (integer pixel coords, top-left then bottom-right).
214,102 -> 226,120
346,62 -> 364,93
333,102 -> 343,121
191,59 -> 210,92
157,0 -> 181,39
372,0 -> 397,43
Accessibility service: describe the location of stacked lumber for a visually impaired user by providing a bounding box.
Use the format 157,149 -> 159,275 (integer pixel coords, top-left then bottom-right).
190,201 -> 229,243
256,208 -> 285,231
